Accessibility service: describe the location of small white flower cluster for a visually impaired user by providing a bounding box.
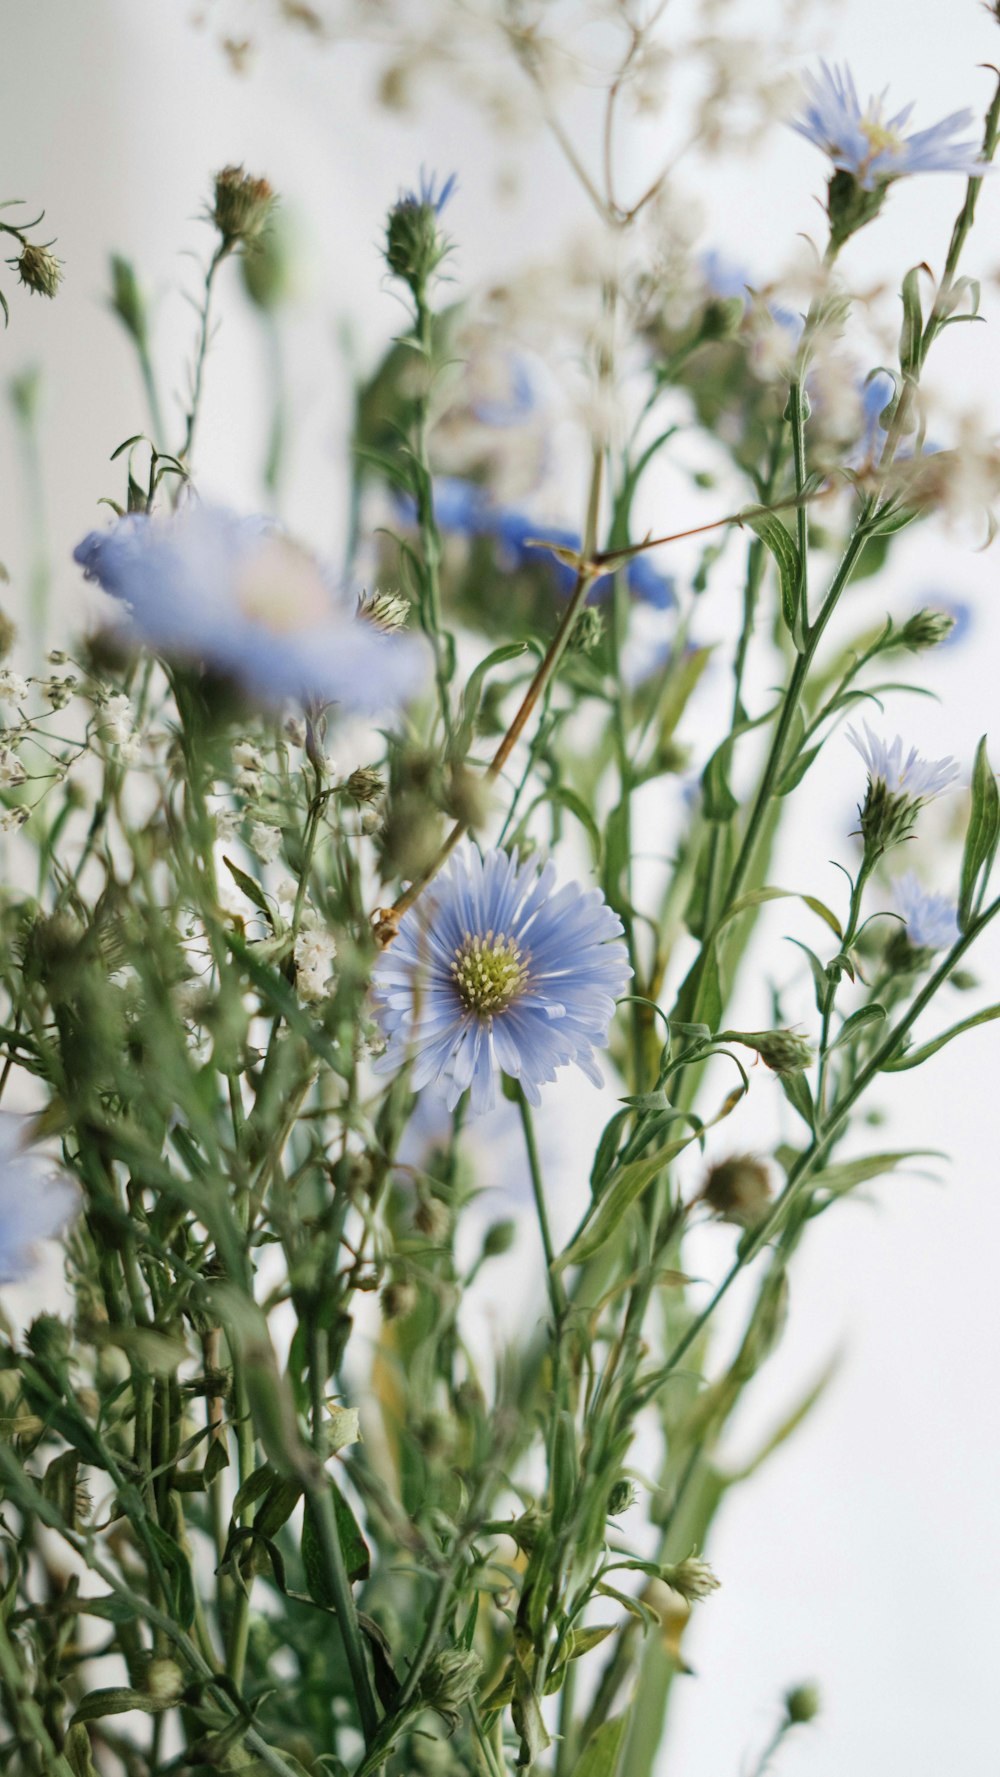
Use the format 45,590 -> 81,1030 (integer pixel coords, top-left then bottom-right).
0,669 -> 30,704
0,746 -> 26,788
276,881 -> 337,1004
100,692 -> 143,763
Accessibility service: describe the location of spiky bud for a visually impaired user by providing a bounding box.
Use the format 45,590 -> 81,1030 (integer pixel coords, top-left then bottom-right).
358,587 -> 411,633
381,1278 -> 419,1321
730,1028 -> 814,1077
703,1153 -> 773,1227
16,243 -> 62,299
898,608 -> 956,651
607,1478 -> 638,1517
384,171 -> 455,293
345,766 -> 385,806
662,1555 -> 720,1603
211,165 -> 276,248
418,1646 -> 483,1731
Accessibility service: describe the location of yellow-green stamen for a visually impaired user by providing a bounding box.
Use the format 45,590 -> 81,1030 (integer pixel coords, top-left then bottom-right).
451,930 -> 529,1016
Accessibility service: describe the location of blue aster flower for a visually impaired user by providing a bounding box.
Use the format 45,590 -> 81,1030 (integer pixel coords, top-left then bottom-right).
371,844 -> 632,1114
397,169 -> 457,215
793,63 -> 987,190
74,506 -> 427,712
470,352 -> 537,428
0,1116 -> 75,1284
892,871 -> 960,951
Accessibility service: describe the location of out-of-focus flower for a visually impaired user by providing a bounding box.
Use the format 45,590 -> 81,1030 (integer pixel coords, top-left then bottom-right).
402,477 -> 676,608
385,168 -> 456,289
250,822 -> 282,864
702,1153 -> 773,1226
848,720 -> 959,855
0,1116 -> 76,1283
908,597 -> 972,648
0,671 -> 29,704
892,872 -> 960,951
793,63 -> 987,190
372,844 -> 631,1115
13,242 -> 62,299
293,911 -> 337,1003
74,508 -> 427,713
0,746 -> 26,787
662,1555 -> 721,1603
211,165 -> 276,248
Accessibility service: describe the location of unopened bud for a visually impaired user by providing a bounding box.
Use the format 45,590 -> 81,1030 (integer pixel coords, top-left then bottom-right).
414,1196 -> 451,1241
357,587 -> 410,633
702,1153 -> 772,1227
570,606 -> 605,653
381,1278 -> 419,1321
784,1683 -> 821,1725
418,1646 -> 483,1730
898,608 -> 956,651
144,1658 -> 185,1705
607,1478 -> 637,1517
730,1028 -> 814,1077
16,242 -> 62,299
384,171 -> 455,293
345,766 -> 384,805
662,1555 -> 720,1603
481,1219 -> 516,1259
212,165 -> 276,248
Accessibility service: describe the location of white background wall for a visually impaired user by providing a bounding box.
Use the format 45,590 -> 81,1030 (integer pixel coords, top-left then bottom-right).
1,4 -> 999,1774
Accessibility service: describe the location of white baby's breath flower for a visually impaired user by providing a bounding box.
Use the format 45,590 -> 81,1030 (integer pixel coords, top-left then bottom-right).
102,692 -> 134,744
0,747 -> 27,787
236,769 -> 263,800
250,822 -> 282,864
214,805 -> 241,842
234,740 -> 263,773
294,912 -> 337,1003
0,806 -> 29,832
0,670 -> 29,704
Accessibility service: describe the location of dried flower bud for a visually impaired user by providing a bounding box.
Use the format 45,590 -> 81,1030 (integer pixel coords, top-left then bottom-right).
0,611 -> 17,660
345,766 -> 384,806
414,1195 -> 451,1242
730,1028 -> 814,1076
703,1153 -> 773,1227
15,242 -> 62,299
381,1278 -> 419,1321
662,1555 -> 720,1603
357,587 -> 411,633
784,1683 -> 821,1725
212,165 -> 276,248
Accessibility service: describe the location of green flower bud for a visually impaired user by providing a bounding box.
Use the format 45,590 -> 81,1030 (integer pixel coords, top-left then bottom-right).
570,606 -> 605,653
384,173 -> 455,294
345,766 -> 385,805
729,1028 -> 814,1076
381,1278 -> 419,1321
607,1478 -> 638,1517
108,254 -> 149,346
898,608 -> 956,651
418,1646 -> 483,1731
481,1219 -> 516,1258
662,1555 -> 720,1603
784,1683 -> 821,1725
357,587 -> 411,633
15,242 -> 62,299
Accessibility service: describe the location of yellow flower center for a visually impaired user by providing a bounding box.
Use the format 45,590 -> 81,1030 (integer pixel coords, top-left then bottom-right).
451,931 -> 529,1016
233,538 -> 331,635
859,115 -> 904,159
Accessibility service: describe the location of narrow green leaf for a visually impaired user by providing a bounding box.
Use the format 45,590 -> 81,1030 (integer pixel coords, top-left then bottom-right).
302,1480 -> 371,1597
810,1149 -> 941,1193
716,886 -> 842,940
898,264 -> 925,376
550,785 -> 602,864
701,738 -> 738,822
557,1137 -> 694,1269
776,742 -> 822,796
144,1520 -> 195,1629
71,1688 -> 171,1725
222,855 -> 276,928
958,736 -> 999,929
65,1723 -> 101,1777
575,1714 -> 629,1777
455,642 -> 529,755
827,1004 -> 886,1052
745,509 -> 801,639
881,1003 -> 1000,1071
779,1071 -> 815,1131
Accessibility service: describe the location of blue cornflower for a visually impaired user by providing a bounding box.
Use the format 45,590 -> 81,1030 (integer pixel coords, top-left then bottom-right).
74,506 -> 427,712
397,169 -> 457,215
470,352 -> 536,428
892,871 -> 960,951
794,63 -> 987,190
371,844 -> 632,1114
0,1116 -> 75,1284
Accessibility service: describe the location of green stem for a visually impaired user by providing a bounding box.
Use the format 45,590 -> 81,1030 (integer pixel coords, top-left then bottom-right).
517,1086 -> 567,1323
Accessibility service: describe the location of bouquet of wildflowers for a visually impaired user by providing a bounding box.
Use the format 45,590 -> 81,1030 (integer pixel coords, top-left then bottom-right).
2,9 -> 999,1775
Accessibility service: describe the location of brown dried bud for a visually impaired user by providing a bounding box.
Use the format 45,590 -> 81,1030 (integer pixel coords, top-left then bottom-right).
211,165 -> 276,247
702,1153 -> 773,1227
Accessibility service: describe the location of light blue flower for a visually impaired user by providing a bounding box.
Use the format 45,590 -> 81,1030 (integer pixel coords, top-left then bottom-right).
471,353 -> 537,428
793,63 -> 987,190
396,169 -> 457,215
74,506 -> 427,712
371,844 -> 632,1114
892,871 -> 960,950
847,721 -> 959,800
0,1116 -> 75,1284
401,478 -> 676,608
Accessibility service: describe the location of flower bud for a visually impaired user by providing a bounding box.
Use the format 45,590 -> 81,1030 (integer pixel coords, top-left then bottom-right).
702,1153 -> 772,1227
358,587 -> 410,633
144,1657 -> 185,1705
898,608 -> 956,651
481,1219 -> 516,1259
418,1646 -> 483,1731
570,606 -> 605,653
381,1278 -> 419,1321
784,1683 -> 821,1725
607,1478 -> 638,1517
345,766 -> 385,806
414,1195 -> 451,1241
15,243 -> 62,299
662,1555 -> 720,1603
730,1028 -> 814,1076
211,165 -> 276,249
384,171 -> 456,294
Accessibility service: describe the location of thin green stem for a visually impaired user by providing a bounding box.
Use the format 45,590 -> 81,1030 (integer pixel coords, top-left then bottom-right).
517,1086 -> 567,1322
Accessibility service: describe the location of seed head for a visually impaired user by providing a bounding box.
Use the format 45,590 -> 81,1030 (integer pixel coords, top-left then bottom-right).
662,1555 -> 720,1603
15,242 -> 62,299
211,165 -> 276,248
703,1153 -> 773,1226
381,1278 -> 419,1321
345,766 -> 384,806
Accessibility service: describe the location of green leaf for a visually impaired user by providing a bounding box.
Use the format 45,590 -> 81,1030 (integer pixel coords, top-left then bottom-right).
512,1658 -> 551,1763
556,1137 -> 695,1269
745,508 -> 802,641
575,1714 -> 629,1777
810,1149 -> 941,1193
880,1003 -> 1000,1072
302,1481 -> 371,1599
716,886 -> 842,940
779,1071 -> 815,1131
222,855 -> 276,928
827,1004 -> 886,1052
65,1724 -> 101,1777
776,742 -> 822,796
231,1461 -> 278,1519
144,1520 -> 195,1629
71,1688 -> 172,1725
898,264 -> 926,377
701,738 -> 739,822
454,642 -> 529,755
549,785 -> 602,865
958,736 -> 1000,930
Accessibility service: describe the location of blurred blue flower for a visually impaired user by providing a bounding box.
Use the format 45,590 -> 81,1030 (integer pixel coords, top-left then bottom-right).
471,353 -> 537,428
793,63 -> 987,190
702,250 -> 752,302
402,477 -> 676,608
892,871 -> 960,950
397,169 -> 457,214
0,1117 -> 75,1283
75,506 -> 427,712
372,844 -> 631,1114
